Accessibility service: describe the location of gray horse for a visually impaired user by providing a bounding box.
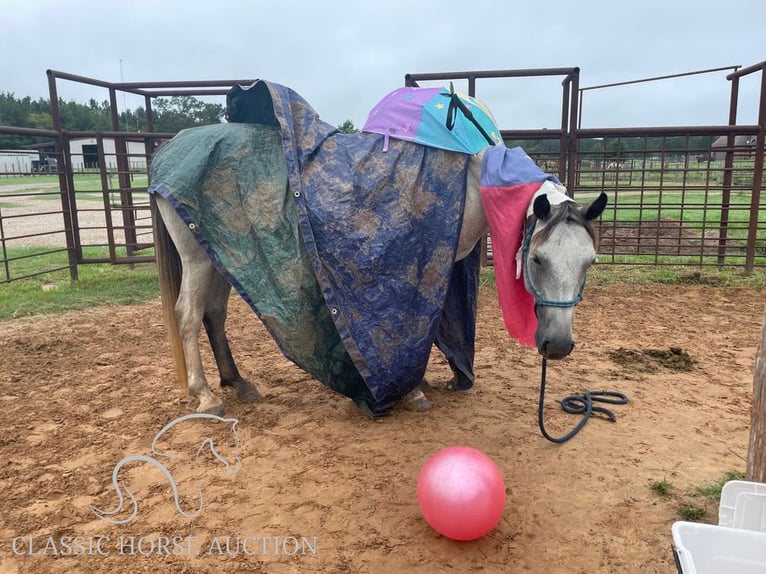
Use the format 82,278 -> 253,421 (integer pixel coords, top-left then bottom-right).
150,141 -> 606,417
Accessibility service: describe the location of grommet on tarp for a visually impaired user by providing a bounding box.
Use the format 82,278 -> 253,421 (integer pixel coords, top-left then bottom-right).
331,308 -> 338,315
293,191 -> 301,198
188,223 -> 196,230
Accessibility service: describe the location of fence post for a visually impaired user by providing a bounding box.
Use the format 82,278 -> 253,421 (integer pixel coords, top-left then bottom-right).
744,65 -> 766,273
718,76 -> 740,265
747,305 -> 766,482
564,69 -> 580,196
47,70 -> 79,281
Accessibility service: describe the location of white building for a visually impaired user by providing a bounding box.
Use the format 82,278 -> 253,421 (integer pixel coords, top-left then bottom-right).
2,138 -> 156,174
0,150 -> 40,174
67,138 -> 150,171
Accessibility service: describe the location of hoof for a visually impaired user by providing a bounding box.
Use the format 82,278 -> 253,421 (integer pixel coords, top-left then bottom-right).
418,379 -> 434,392
445,374 -> 474,391
196,400 -> 225,417
403,390 -> 432,412
230,379 -> 261,403
354,401 -> 389,419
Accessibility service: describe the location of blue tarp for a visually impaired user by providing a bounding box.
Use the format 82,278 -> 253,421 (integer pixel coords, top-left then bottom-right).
149,80 -> 479,416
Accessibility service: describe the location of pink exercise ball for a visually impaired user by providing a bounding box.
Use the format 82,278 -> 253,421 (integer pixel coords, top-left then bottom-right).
417,446 -> 506,541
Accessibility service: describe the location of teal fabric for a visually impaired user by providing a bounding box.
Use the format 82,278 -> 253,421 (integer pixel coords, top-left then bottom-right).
150,123 -> 375,410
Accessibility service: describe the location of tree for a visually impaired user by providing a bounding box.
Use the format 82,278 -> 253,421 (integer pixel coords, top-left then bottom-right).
747,306 -> 766,482
0,92 -> 227,148
337,119 -> 357,134
58,98 -> 110,131
26,112 -> 52,130
152,96 -> 225,132
0,93 -> 28,126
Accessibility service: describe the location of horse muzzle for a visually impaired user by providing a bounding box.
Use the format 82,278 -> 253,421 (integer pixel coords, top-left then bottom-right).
538,339 -> 575,360
535,306 -> 576,359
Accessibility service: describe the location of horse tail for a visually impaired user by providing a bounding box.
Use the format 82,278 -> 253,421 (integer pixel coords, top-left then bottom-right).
151,194 -> 188,392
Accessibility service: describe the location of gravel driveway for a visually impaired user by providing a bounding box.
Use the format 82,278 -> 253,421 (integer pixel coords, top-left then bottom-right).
1,183 -> 139,249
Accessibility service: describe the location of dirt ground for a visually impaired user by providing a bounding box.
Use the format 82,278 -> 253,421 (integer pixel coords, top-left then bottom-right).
0,280 -> 764,574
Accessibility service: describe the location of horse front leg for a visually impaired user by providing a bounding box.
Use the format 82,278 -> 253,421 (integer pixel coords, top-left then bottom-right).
403,387 -> 432,411
203,272 -> 261,403
176,260 -> 225,416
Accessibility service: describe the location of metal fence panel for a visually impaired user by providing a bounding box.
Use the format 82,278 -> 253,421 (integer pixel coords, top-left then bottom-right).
1,66 -> 765,283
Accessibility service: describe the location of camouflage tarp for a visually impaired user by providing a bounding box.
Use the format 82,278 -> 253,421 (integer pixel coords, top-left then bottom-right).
149,80 -> 479,416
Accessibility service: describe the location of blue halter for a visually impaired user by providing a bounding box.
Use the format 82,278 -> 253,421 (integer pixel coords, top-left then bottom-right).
521,220 -> 586,309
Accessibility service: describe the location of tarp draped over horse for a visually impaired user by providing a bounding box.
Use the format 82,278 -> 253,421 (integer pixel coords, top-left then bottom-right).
149,80 -> 481,416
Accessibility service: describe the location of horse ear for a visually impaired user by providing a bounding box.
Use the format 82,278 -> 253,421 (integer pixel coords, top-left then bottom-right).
533,194 -> 551,220
583,192 -> 608,221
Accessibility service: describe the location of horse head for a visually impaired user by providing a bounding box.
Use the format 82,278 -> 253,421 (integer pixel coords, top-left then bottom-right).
523,185 -> 608,359
197,416 -> 242,476
151,413 -> 242,475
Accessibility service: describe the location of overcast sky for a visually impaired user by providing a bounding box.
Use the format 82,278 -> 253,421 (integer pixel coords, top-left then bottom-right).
2,0 -> 765,130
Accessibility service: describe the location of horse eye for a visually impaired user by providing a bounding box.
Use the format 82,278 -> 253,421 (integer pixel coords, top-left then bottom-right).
532,255 -> 543,265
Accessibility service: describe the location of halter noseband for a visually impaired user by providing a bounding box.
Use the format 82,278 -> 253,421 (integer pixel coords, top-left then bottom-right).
520,219 -> 586,309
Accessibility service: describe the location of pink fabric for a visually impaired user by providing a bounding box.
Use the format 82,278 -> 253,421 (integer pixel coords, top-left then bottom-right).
480,183 -> 543,347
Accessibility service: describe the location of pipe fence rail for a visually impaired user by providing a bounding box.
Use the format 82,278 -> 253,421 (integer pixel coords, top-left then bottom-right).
1,65 -> 765,283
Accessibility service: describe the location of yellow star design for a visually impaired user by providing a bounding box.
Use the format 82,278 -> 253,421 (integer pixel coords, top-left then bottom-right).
434,103 -> 445,110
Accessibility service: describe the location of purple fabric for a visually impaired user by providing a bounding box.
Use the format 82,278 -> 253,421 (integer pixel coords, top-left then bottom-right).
363,86 -> 500,154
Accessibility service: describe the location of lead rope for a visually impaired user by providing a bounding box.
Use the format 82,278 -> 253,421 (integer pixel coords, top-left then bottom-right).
444,82 -> 496,147
538,358 -> 629,444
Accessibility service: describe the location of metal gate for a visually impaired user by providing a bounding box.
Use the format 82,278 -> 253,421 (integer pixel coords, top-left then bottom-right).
1,64 -> 765,283
47,71 -> 258,277
406,63 -> 766,272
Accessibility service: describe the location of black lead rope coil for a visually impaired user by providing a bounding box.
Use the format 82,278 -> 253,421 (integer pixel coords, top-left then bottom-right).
538,358 -> 629,444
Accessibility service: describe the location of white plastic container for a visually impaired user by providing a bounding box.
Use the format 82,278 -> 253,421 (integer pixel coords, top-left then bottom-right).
672,521 -> 766,574
718,480 -> 766,531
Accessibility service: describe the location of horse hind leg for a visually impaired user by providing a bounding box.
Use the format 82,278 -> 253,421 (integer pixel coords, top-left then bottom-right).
175,260 -> 226,416
202,272 -> 261,403
154,195 -> 224,416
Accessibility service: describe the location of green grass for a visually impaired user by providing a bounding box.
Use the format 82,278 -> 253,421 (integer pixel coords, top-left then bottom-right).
678,504 -> 707,522
577,186 -> 766,266
0,174 -> 61,186
587,264 -> 766,288
0,172 -> 148,193
0,190 -> 103,202
479,264 -> 765,288
649,479 -> 674,497
695,470 -> 746,500
3,249 -> 763,321
593,190 -> 766,256
479,267 -> 495,287
575,158 -> 758,188
0,247 -> 159,320
648,470 -> 747,523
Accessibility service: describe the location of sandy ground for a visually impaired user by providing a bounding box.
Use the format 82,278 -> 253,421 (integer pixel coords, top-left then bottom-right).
1,193 -> 131,249
0,280 -> 764,573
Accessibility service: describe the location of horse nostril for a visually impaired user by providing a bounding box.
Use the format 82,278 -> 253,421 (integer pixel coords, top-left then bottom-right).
540,340 -> 575,359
